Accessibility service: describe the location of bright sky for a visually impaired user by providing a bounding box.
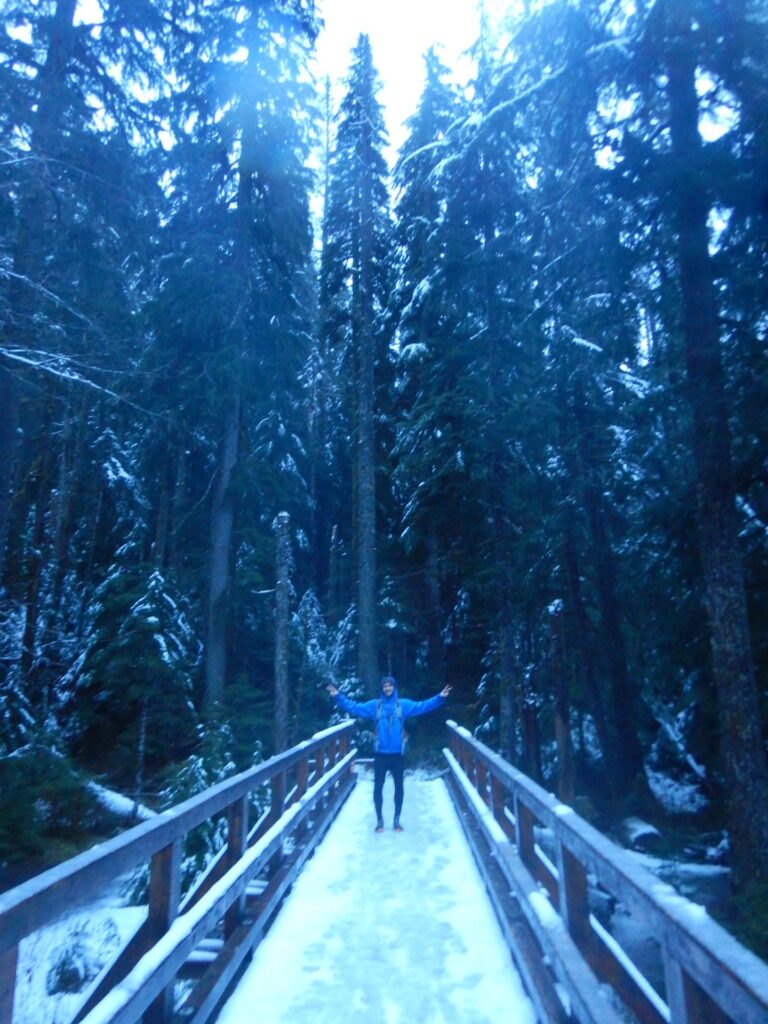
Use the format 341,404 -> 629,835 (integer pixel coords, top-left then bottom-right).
217,771 -> 536,1023
312,0 -> 511,158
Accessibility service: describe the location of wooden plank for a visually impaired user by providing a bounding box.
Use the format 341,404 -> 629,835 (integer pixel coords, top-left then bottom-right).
294,755 -> 310,845
514,795 -> 537,873
490,774 -> 513,840
268,772 -> 286,876
664,946 -> 733,1024
224,796 -> 249,939
0,944 -> 17,1024
73,921 -> 151,1024
144,838 -> 182,1024
557,842 -> 590,950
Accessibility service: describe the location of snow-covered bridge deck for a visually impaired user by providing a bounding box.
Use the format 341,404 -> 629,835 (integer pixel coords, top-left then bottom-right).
217,771 -> 535,1024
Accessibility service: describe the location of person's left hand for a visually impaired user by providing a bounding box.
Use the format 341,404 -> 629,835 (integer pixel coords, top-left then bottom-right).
440,685 -> 452,698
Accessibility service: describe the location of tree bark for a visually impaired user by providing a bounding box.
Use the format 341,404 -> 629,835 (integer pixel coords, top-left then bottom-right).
561,524 -> 614,776
550,601 -> 575,804
20,445 -> 51,703
571,382 -> 647,799
425,528 -> 446,683
274,511 -> 291,753
0,369 -> 19,579
497,618 -> 517,764
204,392 -> 240,711
355,109 -> 378,696
1,0 -> 78,582
665,4 -> 768,884
168,445 -> 187,572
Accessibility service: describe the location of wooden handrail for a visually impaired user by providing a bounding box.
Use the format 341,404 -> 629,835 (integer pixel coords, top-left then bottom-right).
445,720 -> 768,1024
0,721 -> 356,1024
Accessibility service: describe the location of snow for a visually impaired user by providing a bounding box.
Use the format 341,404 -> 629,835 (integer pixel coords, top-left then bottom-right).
528,890 -> 563,931
13,900 -> 146,1024
217,772 -> 536,1024
443,747 -> 507,845
622,816 -> 661,848
645,769 -> 709,815
86,782 -> 155,822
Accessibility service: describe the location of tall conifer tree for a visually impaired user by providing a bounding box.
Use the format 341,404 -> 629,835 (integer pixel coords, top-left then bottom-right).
321,35 -> 391,694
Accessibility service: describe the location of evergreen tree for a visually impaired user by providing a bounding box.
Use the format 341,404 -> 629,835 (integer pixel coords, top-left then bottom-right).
320,35 -> 392,694
148,0 -> 318,713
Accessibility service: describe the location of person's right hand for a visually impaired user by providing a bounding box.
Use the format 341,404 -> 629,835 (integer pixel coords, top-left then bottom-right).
326,683 -> 338,697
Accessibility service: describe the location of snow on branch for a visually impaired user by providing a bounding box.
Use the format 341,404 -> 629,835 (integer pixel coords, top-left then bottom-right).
466,36 -> 635,140
0,346 -> 159,418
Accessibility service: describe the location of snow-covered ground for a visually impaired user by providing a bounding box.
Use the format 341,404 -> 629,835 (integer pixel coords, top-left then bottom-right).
217,770 -> 536,1024
14,899 -> 145,1024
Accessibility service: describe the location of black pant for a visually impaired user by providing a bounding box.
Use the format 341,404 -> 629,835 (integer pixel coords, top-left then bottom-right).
373,752 -> 404,821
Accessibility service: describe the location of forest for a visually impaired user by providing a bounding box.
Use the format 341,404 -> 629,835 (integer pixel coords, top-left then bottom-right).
1,0 -> 767,955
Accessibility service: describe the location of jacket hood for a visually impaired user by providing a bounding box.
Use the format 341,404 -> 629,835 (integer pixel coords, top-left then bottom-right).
379,676 -> 399,700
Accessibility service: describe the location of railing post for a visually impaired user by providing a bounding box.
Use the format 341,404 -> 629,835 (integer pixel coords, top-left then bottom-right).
144,838 -> 182,1023
557,841 -> 590,950
476,760 -> 489,806
314,742 -> 327,813
224,795 -> 249,938
268,770 -> 286,875
313,742 -> 326,783
514,794 -> 536,872
295,753 -> 309,842
664,948 -> 731,1024
490,773 -> 515,842
0,945 -> 18,1024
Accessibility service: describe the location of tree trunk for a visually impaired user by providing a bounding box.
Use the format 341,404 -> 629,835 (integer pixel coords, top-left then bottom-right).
20,435 -> 53,710
132,698 -> 147,825
665,6 -> 768,885
497,618 -> 517,763
274,511 -> 291,753
1,0 -> 78,582
0,369 -> 19,579
168,445 -> 187,572
425,528 -> 446,683
355,119 -> 378,696
550,601 -> 575,804
561,524 -> 613,775
204,392 -> 240,711
571,383 -> 647,799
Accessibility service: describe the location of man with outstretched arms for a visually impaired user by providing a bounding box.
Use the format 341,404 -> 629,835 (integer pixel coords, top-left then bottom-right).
326,675 -> 451,832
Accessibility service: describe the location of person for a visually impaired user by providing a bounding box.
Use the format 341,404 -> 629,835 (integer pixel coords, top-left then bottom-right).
326,675 -> 451,832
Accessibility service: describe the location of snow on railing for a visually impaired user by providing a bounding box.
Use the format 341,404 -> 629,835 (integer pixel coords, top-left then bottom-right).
444,720 -> 768,1024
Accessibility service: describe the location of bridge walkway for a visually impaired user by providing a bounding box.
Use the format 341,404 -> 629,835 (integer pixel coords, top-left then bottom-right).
216,769 -> 535,1024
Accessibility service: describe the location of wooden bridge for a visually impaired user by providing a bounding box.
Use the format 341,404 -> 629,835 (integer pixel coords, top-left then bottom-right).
1,720 -> 767,1024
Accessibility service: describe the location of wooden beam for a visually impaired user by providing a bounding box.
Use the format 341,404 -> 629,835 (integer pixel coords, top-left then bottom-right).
0,944 -> 17,1024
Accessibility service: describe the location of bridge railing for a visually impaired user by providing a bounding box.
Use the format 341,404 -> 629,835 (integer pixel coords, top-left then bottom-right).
445,720 -> 768,1024
0,721 -> 357,1024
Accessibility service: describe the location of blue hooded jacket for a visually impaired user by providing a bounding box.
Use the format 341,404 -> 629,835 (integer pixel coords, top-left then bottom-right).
332,679 -> 445,754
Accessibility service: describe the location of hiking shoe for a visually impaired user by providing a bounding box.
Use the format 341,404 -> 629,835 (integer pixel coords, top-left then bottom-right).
375,820 -> 385,833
